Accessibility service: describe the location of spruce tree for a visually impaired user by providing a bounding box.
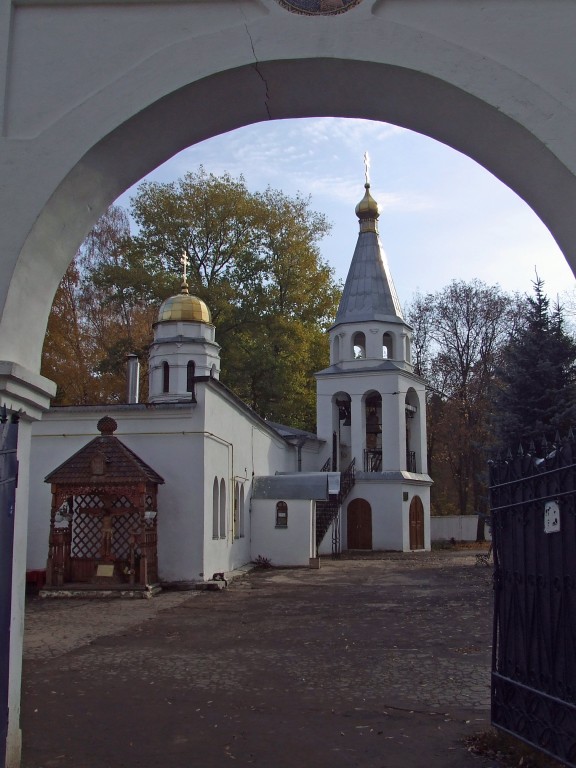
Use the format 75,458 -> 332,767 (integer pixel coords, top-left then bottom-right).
493,276 -> 576,450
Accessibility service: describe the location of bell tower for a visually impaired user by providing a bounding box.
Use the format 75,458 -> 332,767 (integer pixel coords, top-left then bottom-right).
315,162 -> 432,552
148,253 -> 220,403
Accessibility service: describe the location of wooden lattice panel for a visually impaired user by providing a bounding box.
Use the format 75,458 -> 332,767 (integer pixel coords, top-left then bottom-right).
71,510 -> 101,558
111,511 -> 141,559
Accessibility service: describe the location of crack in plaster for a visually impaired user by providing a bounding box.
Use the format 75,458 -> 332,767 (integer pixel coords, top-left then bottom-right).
243,21 -> 272,120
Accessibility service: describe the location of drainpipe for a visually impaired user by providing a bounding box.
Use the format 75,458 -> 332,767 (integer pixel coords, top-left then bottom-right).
126,354 -> 140,404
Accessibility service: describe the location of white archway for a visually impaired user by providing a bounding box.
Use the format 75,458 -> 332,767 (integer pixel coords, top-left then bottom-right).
2,3 -> 576,374
3,4 -> 576,765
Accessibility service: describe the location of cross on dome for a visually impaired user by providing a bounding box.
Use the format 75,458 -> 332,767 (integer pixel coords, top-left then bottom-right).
180,250 -> 190,285
364,151 -> 370,186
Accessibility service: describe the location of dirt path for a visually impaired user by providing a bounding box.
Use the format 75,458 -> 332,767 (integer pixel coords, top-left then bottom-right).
21,551 -> 497,768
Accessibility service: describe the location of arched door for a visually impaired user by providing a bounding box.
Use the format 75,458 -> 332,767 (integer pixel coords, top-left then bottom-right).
409,496 -> 425,550
347,498 -> 372,550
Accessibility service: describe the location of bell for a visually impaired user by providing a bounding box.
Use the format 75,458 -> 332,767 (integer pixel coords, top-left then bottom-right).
366,410 -> 381,434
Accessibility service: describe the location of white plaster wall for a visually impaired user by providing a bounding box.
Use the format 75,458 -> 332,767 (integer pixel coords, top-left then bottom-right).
317,369 -> 427,472
28,407 -> 207,582
251,498 -> 314,567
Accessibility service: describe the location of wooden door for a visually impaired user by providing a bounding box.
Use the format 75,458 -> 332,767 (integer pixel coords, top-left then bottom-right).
347,498 -> 372,550
409,496 -> 425,550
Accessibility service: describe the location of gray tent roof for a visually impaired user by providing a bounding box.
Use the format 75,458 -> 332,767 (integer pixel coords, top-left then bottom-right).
334,229 -> 403,326
252,473 -> 338,500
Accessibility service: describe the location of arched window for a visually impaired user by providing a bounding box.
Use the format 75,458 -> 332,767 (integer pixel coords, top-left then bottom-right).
276,501 -> 288,528
186,360 -> 195,392
383,332 -> 393,359
212,478 -> 219,539
353,332 -> 366,359
219,478 -> 226,539
162,361 -> 170,393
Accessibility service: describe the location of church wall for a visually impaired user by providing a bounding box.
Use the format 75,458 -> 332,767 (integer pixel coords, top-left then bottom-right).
344,482 -> 431,552
251,499 -> 314,567
28,385 -> 304,584
201,385 -> 299,579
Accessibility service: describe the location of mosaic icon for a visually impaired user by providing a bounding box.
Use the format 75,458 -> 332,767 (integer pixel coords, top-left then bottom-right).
277,0 -> 363,16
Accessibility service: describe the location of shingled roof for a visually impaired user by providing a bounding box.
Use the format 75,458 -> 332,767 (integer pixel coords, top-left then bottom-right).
44,416 -> 164,486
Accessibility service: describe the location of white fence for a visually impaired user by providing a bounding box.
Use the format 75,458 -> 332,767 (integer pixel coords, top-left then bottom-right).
430,515 -> 491,542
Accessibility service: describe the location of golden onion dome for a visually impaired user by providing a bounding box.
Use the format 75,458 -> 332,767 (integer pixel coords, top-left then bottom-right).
355,182 -> 380,220
157,283 -> 212,324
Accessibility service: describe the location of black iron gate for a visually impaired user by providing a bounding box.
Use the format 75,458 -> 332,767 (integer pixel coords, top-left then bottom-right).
490,438 -> 576,766
0,408 -> 19,768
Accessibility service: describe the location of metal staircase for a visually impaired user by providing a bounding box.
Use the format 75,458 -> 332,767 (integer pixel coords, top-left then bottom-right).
316,458 -> 356,556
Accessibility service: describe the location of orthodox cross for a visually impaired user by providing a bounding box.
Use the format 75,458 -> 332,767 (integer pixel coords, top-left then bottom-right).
180,250 -> 189,284
364,151 -> 371,185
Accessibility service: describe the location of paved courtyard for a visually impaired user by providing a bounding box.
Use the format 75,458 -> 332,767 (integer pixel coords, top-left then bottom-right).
21,551 -> 497,768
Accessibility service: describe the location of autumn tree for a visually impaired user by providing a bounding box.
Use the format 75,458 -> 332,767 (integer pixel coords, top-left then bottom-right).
42,170 -> 341,429
407,280 -> 520,518
124,169 -> 339,427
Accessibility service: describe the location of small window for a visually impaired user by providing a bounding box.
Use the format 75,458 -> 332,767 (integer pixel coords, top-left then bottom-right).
276,501 -> 288,528
353,332 -> 366,359
212,478 -> 219,539
162,361 -> 170,393
186,360 -> 195,392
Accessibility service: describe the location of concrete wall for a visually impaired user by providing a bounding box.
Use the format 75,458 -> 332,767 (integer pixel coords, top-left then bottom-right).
251,498 -> 314,567
431,515 -> 491,542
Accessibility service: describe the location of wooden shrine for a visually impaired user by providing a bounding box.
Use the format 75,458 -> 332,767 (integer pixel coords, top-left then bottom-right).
44,416 -> 164,594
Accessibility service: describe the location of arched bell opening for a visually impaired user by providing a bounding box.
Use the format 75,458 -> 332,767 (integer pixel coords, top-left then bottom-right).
363,390 -> 382,472
353,332 -> 366,360
382,332 -> 393,359
405,388 -> 421,472
332,392 -> 352,470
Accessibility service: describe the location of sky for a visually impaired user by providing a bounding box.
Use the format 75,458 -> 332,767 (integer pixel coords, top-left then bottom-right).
116,117 -> 576,310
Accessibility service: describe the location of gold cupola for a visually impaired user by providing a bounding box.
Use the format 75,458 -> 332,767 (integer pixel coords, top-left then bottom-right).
355,182 -> 379,233
156,282 -> 212,324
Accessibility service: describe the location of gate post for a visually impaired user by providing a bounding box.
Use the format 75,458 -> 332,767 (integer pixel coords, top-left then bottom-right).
0,364 -> 55,768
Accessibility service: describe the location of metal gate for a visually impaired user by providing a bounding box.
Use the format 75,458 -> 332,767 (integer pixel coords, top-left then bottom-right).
0,408 -> 19,768
489,438 -> 576,766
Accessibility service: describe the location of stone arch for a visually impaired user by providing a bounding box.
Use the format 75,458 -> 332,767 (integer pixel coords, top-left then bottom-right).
5,38 -> 576,373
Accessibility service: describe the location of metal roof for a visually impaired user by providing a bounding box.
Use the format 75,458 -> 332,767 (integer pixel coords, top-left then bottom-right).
252,474 -> 332,500
334,230 -> 404,326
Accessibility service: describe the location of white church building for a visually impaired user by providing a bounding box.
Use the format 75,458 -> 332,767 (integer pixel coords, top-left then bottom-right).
26,178 -> 432,590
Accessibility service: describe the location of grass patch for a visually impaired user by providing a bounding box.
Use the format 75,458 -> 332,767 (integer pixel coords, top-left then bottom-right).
466,729 -> 566,767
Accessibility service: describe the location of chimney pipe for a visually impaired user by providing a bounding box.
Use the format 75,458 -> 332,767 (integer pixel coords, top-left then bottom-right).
126,354 -> 140,404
